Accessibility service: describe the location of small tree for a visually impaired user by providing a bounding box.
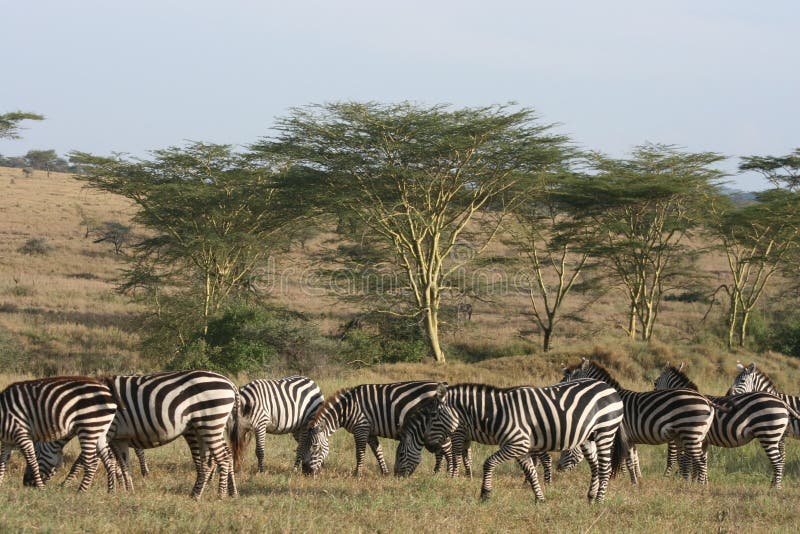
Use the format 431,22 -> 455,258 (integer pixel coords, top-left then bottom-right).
92,221 -> 133,254
72,142 -> 311,342
24,149 -> 60,176
0,111 -> 44,140
259,102 -> 569,362
565,144 -> 725,341
506,167 -> 601,351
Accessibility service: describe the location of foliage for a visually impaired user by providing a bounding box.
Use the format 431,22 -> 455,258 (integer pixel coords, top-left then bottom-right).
338,313 -> 429,365
72,142 -> 314,352
17,237 -> 53,255
0,111 -> 43,139
257,101 -> 571,362
561,143 -> 725,341
740,147 -> 800,191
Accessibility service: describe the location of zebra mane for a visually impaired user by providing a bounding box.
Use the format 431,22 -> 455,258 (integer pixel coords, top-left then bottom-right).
664,365 -> 699,391
310,388 -> 351,426
564,360 -> 623,391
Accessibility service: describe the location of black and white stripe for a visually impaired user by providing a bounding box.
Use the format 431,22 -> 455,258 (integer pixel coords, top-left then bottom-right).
655,363 -> 796,487
395,380 -> 627,502
730,362 -> 800,439
28,370 -> 240,499
233,376 -> 323,472
562,359 -> 715,484
0,376 -> 118,493
302,381 -> 442,476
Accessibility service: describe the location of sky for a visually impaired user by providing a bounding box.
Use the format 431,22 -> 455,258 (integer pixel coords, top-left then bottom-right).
1,0 -> 797,191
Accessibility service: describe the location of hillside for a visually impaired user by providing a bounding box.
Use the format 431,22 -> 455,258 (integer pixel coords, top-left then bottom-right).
0,165 -> 798,392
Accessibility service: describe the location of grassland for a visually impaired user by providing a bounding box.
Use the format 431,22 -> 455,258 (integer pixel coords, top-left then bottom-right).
2,166 -> 800,532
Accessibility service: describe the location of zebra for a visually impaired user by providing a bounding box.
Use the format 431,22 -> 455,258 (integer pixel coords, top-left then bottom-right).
25,370 -> 240,499
394,380 -> 628,502
394,397 -> 556,483
24,443 -> 150,488
654,362 -> 797,487
730,362 -> 800,439
561,358 -> 716,484
232,376 -> 323,473
302,381 -> 444,476
555,441 -> 642,482
0,376 -> 118,493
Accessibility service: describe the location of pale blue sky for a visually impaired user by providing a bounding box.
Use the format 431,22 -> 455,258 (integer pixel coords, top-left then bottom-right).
1,0 -> 797,190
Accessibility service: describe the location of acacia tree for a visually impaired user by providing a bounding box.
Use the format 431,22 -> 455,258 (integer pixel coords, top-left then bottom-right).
565,144 -> 724,341
72,142 -> 310,343
506,167 -> 601,351
258,102 -> 568,362
0,111 -> 44,139
706,149 -> 800,348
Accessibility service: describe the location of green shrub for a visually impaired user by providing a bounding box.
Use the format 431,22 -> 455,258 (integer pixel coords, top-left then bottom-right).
339,313 -> 429,364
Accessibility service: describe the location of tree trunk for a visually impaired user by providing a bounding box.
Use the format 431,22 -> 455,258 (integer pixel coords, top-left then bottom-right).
542,327 -> 553,352
726,293 -> 738,350
424,305 -> 446,363
627,303 -> 637,339
738,309 -> 751,348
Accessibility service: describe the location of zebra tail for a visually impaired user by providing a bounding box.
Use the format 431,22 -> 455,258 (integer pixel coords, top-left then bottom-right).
782,401 -> 800,423
610,423 -> 630,479
229,392 -> 245,473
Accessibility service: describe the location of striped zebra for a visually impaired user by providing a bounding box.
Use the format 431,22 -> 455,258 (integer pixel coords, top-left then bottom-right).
232,376 -> 323,472
555,441 -> 642,482
394,380 -> 628,502
655,362 -> 796,487
562,359 -> 715,484
26,370 -> 240,499
730,362 -> 800,438
302,381 -> 443,476
395,398 -> 555,483
0,376 -> 118,493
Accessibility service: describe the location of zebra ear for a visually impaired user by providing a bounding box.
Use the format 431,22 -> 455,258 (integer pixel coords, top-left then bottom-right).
736,361 -> 745,371
435,382 -> 447,400
678,362 -> 685,371
580,359 -> 590,370
748,362 -> 756,372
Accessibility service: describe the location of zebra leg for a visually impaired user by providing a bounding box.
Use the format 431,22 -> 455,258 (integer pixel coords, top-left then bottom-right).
462,442 -> 473,479
517,454 -> 545,502
480,442 -> 528,501
593,435 -> 615,504
760,438 -> 785,489
539,453 -> 552,484
16,433 -> 46,489
74,431 -> 102,493
61,454 -> 84,486
434,438 -> 452,474
97,440 -> 117,493
292,428 -> 309,472
625,446 -> 638,485
185,432 -> 208,500
0,443 -> 12,485
207,436 -> 235,498
581,441 -> 600,501
684,441 -> 707,485
255,426 -> 268,473
664,441 -> 678,477
135,447 -> 150,477
111,442 -> 134,491
367,435 -> 389,475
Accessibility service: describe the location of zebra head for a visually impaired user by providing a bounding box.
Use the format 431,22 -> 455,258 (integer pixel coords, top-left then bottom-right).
729,362 -> 759,395
302,423 -> 330,475
23,441 -> 65,486
394,396 -> 441,477
422,383 -> 458,453
556,446 -> 586,472
561,358 -> 593,382
653,362 -> 691,390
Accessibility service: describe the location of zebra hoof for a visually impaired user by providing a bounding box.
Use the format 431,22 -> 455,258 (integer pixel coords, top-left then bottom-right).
480,489 -> 491,501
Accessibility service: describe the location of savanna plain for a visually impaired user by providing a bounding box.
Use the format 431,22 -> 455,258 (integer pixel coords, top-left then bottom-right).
1,167 -> 799,533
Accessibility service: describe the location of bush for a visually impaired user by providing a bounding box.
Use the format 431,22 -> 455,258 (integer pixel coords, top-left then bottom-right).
17,237 -> 53,255
339,313 -> 429,364
167,302 -> 332,374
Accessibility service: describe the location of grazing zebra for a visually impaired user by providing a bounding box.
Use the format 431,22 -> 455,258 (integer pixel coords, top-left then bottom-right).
233,376 -> 323,472
394,397 -> 555,483
730,362 -> 800,438
302,381 -> 443,476
555,442 -> 642,482
654,362 -> 797,487
0,377 -> 118,493
395,380 -> 628,502
26,370 -> 240,499
562,358 -> 715,484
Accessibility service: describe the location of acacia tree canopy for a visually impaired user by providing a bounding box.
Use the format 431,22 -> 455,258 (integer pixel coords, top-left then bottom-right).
255,101 -> 570,362
0,111 -> 44,140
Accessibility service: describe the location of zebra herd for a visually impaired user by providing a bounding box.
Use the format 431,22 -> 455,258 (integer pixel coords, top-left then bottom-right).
0,360 -> 796,503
